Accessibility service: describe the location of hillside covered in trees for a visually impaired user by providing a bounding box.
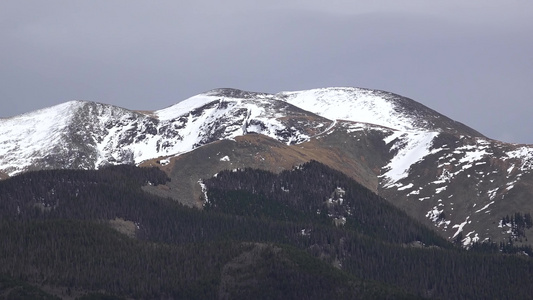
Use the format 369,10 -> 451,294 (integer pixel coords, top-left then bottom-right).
1,162 -> 533,299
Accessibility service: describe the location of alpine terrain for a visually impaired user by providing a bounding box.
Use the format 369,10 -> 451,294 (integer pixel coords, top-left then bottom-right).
1,86 -> 533,250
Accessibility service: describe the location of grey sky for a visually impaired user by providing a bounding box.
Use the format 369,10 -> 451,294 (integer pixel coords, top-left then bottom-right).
1,1 -> 532,143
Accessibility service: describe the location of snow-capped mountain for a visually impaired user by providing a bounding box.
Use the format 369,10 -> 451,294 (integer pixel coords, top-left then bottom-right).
0,89 -> 329,176
274,87 -> 533,246
2,86 -> 533,247
277,87 -> 482,136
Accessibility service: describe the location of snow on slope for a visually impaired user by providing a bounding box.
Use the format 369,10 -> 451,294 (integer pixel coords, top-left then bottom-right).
0,90 -> 319,176
506,146 -> 533,171
85,103 -> 163,167
156,94 -> 221,121
380,131 -> 440,187
278,87 -> 416,131
0,87 -> 446,180
380,133 -> 533,247
0,101 -> 85,175
155,92 -> 312,149
278,87 -> 444,187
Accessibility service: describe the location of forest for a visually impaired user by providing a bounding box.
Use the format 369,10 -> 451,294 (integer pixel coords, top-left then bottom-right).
1,162 -> 533,299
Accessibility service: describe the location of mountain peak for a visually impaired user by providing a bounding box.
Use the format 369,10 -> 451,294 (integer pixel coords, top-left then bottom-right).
276,87 -> 483,137
204,88 -> 272,99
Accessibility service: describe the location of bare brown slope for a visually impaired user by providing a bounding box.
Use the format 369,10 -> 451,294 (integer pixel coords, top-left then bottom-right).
141,121 -> 392,208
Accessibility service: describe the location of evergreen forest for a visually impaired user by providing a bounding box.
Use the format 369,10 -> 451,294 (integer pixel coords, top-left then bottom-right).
0,162 -> 533,299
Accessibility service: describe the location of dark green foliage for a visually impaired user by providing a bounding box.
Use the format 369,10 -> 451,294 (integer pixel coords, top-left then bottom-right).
76,293 -> 125,300
0,219 -> 410,299
217,243 -> 419,300
205,161 -> 450,247
0,165 -> 169,221
0,219 -> 255,299
0,275 -> 60,300
499,240 -> 533,256
1,162 -> 533,299
205,189 -> 310,222
500,212 -> 533,240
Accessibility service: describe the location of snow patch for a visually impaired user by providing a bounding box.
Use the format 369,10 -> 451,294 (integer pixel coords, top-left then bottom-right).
198,180 -> 209,205
506,147 -> 533,171
279,87 -> 421,132
397,183 -> 414,191
407,189 -> 421,196
462,231 -> 480,247
475,201 -> 495,213
156,94 -> 219,121
435,186 -> 447,194
458,146 -> 489,164
452,216 -> 470,239
381,131 -> 439,187
0,101 -> 85,175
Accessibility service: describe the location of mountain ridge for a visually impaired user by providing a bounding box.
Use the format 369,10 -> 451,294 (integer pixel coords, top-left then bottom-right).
1,86 -> 533,248
276,87 -> 485,137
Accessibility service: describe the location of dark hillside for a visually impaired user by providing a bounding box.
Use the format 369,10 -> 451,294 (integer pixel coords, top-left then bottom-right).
0,163 -> 533,299
0,165 -> 416,299
204,161 -> 449,246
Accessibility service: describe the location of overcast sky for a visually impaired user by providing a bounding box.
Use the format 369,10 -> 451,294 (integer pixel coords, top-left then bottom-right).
1,1 -> 532,143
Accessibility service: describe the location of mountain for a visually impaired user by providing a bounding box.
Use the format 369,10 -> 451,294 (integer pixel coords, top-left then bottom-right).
277,88 -> 533,247
1,87 -> 533,248
276,87 -> 483,136
0,90 -> 327,176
